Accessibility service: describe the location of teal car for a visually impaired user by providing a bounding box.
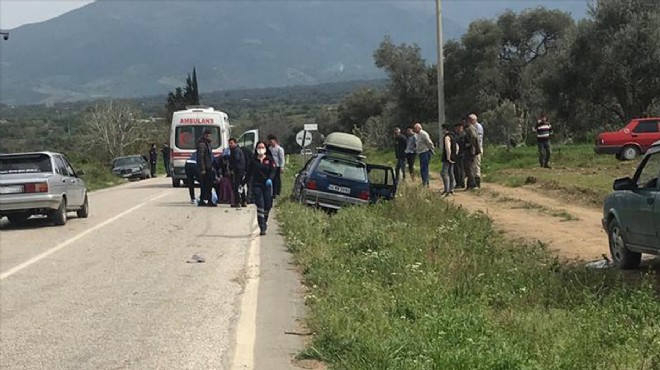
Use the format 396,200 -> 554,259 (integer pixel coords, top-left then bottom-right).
603,141 -> 660,269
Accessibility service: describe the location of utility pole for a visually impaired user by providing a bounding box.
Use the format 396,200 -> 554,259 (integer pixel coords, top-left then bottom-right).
435,0 -> 445,142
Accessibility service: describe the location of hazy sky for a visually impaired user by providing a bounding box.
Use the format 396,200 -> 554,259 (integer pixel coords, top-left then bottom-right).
0,0 -> 94,30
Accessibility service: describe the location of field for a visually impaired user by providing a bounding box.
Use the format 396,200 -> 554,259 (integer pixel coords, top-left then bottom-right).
277,149 -> 659,369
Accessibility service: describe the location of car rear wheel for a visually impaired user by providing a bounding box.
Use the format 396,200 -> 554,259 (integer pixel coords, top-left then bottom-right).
77,195 -> 89,218
608,219 -> 641,269
50,198 -> 68,226
620,146 -> 640,161
7,212 -> 31,224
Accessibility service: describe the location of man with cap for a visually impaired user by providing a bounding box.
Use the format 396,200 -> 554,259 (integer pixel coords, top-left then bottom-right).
196,129 -> 216,207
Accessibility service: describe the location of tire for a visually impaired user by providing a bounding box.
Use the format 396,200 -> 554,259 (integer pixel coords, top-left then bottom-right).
608,218 -> 641,269
172,178 -> 181,188
7,212 -> 30,224
76,195 -> 89,218
50,198 -> 68,226
620,146 -> 640,161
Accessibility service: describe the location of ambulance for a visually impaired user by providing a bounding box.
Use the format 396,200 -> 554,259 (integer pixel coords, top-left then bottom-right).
169,106 -> 230,187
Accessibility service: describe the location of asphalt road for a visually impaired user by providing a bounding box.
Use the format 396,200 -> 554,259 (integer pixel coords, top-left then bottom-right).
0,177 -> 300,370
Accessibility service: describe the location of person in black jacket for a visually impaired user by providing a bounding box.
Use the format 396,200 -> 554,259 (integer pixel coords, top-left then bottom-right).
247,141 -> 276,236
226,138 -> 247,208
393,127 -> 408,183
453,122 -> 467,189
161,143 -> 171,177
149,143 -> 158,177
196,129 -> 216,207
441,124 -> 458,196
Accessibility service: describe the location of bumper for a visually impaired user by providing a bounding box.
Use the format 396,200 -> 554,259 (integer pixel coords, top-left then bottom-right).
302,189 -> 369,210
594,145 -> 621,155
0,193 -> 63,213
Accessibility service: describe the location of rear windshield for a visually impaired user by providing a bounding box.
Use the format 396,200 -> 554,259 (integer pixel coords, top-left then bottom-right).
0,154 -> 53,174
114,157 -> 143,167
317,157 -> 367,182
175,126 -> 222,150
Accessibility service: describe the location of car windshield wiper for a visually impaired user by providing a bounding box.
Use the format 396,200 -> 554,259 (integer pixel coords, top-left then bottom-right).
321,169 -> 343,177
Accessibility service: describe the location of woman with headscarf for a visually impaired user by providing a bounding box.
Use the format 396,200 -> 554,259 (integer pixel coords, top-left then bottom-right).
246,141 -> 276,235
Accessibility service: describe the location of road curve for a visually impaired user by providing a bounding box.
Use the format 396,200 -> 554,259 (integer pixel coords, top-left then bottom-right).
0,177 -> 259,369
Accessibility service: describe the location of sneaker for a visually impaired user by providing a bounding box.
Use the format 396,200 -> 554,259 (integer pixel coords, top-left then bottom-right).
197,201 -> 207,207
190,199 -> 195,204
207,202 -> 217,207
241,202 -> 247,208
259,230 -> 267,236
230,204 -> 240,208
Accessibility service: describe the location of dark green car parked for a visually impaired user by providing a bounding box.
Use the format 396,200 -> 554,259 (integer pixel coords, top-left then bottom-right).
603,140 -> 660,269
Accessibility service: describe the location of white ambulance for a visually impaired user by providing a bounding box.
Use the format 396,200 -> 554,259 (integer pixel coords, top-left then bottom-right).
169,106 -> 230,187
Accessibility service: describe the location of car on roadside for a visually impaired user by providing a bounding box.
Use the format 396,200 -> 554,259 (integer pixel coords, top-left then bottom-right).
0,152 -> 89,225
292,133 -> 396,210
111,155 -> 151,180
602,140 -> 660,269
594,117 -> 660,161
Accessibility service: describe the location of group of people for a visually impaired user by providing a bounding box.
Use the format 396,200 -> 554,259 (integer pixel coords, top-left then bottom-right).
184,131 -> 286,235
146,143 -> 172,178
392,114 -> 484,195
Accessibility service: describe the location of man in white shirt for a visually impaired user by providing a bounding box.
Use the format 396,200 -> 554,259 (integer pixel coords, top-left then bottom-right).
469,114 -> 484,188
267,134 -> 286,199
413,123 -> 435,187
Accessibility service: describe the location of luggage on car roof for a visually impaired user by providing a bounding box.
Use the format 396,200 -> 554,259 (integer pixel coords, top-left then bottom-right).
323,133 -> 363,155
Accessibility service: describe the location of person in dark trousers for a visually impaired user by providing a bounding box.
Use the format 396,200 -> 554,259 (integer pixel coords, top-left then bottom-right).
185,152 -> 199,204
149,143 -> 158,177
404,127 -> 417,178
161,143 -> 171,177
534,114 -> 553,168
226,138 -> 247,208
464,119 -> 481,190
441,124 -> 458,196
246,141 -> 276,236
196,129 -> 216,207
393,127 -> 408,183
453,122 -> 467,189
267,134 -> 286,199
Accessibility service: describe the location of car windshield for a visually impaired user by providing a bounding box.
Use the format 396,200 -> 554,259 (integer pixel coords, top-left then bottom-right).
0,154 -> 53,174
175,126 -> 222,150
317,157 -> 367,181
114,157 -> 143,167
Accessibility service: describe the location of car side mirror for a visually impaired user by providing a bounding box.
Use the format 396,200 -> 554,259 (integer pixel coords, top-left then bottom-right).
613,177 -> 636,191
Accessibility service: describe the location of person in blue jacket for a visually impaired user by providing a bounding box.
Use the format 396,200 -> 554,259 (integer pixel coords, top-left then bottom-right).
246,141 -> 276,236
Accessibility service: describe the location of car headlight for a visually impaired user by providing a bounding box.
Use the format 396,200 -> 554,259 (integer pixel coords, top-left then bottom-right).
132,167 -> 141,171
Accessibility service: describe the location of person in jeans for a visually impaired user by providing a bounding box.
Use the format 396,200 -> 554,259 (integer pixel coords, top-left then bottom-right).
184,152 -> 199,204
413,123 -> 434,187
404,127 -> 417,179
246,141 -> 276,236
453,122 -> 467,189
267,134 -> 286,199
469,114 -> 484,188
392,127 -> 408,183
441,124 -> 457,196
533,114 -> 553,168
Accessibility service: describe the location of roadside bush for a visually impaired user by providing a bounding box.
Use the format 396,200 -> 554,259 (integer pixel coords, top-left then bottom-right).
278,183 -> 660,370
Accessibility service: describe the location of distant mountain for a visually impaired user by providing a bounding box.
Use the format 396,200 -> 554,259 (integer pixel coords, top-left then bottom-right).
0,0 -> 588,105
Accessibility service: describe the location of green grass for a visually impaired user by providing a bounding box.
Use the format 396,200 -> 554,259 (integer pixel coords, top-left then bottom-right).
277,179 -> 660,369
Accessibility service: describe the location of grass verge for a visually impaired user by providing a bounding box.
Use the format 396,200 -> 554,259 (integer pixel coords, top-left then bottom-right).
278,182 -> 660,369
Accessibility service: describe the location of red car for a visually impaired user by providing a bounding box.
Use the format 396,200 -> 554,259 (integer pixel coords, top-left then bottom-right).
595,118 -> 660,160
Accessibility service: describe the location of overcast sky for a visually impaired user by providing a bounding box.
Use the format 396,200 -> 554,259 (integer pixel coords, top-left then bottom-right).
0,0 -> 94,30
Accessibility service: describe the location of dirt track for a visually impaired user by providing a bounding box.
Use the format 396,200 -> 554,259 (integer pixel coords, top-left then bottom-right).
434,182 -> 609,261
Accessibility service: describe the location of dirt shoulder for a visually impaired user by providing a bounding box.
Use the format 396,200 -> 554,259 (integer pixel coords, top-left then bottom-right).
433,182 -> 609,261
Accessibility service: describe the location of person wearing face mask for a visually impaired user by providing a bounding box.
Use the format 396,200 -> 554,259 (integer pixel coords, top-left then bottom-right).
246,141 -> 276,236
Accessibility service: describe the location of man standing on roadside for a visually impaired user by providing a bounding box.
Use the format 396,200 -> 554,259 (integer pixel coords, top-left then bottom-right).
196,129 -> 216,207
393,127 -> 408,183
534,114 -> 553,168
267,134 -> 286,199
453,122 -> 467,189
413,123 -> 434,187
161,143 -> 171,177
404,127 -> 417,179
468,114 -> 484,188
149,143 -> 158,177
465,118 -> 481,190
227,138 -> 247,208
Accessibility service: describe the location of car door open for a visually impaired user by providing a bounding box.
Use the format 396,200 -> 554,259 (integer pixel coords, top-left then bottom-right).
367,164 -> 397,202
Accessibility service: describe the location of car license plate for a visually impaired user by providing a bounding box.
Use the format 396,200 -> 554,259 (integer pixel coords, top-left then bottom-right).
0,185 -> 24,194
328,184 -> 351,194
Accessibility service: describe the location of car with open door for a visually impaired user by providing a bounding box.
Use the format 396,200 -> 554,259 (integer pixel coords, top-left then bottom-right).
292,133 -> 396,210
602,140 -> 660,269
0,152 -> 89,226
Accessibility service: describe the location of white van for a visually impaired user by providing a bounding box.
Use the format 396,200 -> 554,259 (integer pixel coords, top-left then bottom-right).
169,107 -> 230,187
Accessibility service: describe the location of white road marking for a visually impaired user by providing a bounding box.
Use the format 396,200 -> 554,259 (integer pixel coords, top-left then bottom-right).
231,225 -> 261,370
0,191 -> 172,281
